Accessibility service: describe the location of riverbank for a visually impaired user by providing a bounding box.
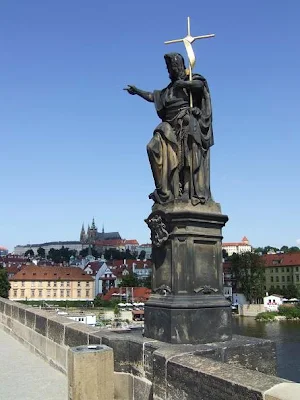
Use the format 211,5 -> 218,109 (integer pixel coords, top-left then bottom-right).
256,305 -> 300,321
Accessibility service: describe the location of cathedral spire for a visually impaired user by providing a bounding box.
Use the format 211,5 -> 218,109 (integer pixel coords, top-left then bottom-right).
91,217 -> 96,230
80,223 -> 86,243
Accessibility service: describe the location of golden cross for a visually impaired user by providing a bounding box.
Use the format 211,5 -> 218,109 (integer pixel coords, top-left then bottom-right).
165,17 -> 215,107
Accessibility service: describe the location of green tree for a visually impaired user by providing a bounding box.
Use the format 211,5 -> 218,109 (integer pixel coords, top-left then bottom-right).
141,274 -> 152,289
287,246 -> 300,253
79,247 -> 101,258
280,246 -> 289,253
282,284 -> 299,299
118,273 -> 140,288
230,252 -> 265,303
25,249 -> 34,257
0,267 -> 11,298
37,247 -> 46,258
253,247 -> 264,255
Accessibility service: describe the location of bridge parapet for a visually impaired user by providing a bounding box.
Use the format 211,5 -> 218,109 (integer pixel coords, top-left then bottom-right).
1,297 -> 300,400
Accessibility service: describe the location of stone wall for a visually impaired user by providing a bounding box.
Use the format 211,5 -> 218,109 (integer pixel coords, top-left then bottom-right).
239,304 -> 265,317
1,297 -> 300,400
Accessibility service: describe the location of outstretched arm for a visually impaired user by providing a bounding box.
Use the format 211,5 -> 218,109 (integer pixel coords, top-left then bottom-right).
124,85 -> 154,102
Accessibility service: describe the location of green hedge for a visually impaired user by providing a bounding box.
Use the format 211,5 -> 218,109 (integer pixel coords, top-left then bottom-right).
278,305 -> 300,319
255,312 -> 278,321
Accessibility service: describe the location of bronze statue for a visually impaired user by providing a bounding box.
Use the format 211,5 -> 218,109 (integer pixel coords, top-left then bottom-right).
125,52 -> 214,205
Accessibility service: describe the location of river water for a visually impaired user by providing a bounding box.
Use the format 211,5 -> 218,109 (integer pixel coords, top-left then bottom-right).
232,316 -> 300,382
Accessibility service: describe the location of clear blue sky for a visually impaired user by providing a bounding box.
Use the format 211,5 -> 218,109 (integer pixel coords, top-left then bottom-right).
1,0 -> 300,252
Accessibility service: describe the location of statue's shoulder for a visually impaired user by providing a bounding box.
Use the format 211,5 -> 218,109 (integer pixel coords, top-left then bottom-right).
192,73 -> 207,82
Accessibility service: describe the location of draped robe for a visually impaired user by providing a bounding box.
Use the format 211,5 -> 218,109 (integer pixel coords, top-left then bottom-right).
147,74 -> 214,205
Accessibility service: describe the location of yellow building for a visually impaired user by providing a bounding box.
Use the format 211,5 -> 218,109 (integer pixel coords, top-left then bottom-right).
9,265 -> 94,301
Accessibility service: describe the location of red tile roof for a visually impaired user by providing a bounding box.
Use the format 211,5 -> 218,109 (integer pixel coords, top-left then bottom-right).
10,265 -> 94,281
125,239 -> 139,245
102,287 -> 151,302
262,253 -> 300,267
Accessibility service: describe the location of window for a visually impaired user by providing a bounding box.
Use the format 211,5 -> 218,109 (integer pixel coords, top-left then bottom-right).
86,290 -> 90,297
287,268 -> 289,272
271,277 -> 274,282
281,267 -> 285,272
282,285 -> 286,289
31,281 -> 35,287
77,290 -> 81,297
13,289 -> 17,297
78,282 -> 81,287
31,289 -> 35,297
39,290 -> 42,297
66,290 -> 70,297
296,275 -> 299,282
287,276 -> 290,282
53,290 -> 57,297
276,276 -> 279,282
61,282 -> 64,287
47,282 -> 51,287
21,289 -> 25,297
276,285 -> 280,289
282,276 -> 285,282
275,268 -> 278,273
53,282 -> 57,287
66,281 -> 70,287
47,289 -> 51,297
60,290 -> 64,297
296,267 -> 299,272
21,281 -> 25,287
270,268 -> 273,273
86,282 -> 90,287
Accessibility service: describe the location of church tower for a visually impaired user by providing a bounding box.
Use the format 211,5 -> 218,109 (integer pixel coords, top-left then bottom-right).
80,224 -> 86,243
89,218 -> 98,241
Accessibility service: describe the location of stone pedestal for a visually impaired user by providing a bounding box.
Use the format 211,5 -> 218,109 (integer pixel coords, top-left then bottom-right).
68,345 -> 114,400
144,200 -> 232,344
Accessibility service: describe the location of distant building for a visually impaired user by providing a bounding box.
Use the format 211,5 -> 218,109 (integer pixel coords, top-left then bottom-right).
0,246 -> 8,256
263,253 -> 300,293
222,236 -> 252,256
14,241 -> 88,256
9,265 -> 94,302
83,261 -> 116,295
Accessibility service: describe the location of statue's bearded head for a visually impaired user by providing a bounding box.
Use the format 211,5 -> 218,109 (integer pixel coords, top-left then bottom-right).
164,53 -> 187,81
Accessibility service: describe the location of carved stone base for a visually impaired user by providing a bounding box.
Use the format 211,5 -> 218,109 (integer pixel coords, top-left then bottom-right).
144,294 -> 232,344
144,200 -> 232,344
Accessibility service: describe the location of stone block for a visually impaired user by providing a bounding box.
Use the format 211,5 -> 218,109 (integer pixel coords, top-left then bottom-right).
46,337 -> 57,361
35,313 -> 48,336
143,341 -> 162,381
88,331 -> 103,345
18,308 -> 26,324
133,376 -> 153,400
47,318 -> 65,344
65,323 -> 89,347
166,354 -> 284,400
198,335 -> 277,375
102,334 -> 131,373
11,303 -> 19,320
29,329 -> 46,355
0,300 -> 4,313
68,344 -> 114,400
4,302 -> 12,317
114,372 -> 133,400
129,337 -> 144,377
264,382 -> 300,400
25,309 -> 36,329
12,319 -> 31,342
55,343 -> 68,372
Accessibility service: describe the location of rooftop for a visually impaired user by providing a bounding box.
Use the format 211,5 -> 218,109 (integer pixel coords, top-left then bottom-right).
10,265 -> 94,281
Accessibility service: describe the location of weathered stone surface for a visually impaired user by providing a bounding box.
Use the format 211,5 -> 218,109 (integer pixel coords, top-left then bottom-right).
65,324 -> 89,347
102,334 -> 131,373
88,331 -> 104,345
25,310 -> 36,329
47,318 -> 66,344
145,298 -> 231,344
129,337 -> 145,377
35,314 -> 47,336
197,334 -> 276,375
167,354 -> 284,400
11,303 -> 19,320
68,345 -> 114,400
133,376 -> 153,400
18,307 -> 26,324
4,302 -> 12,317
114,372 -> 133,400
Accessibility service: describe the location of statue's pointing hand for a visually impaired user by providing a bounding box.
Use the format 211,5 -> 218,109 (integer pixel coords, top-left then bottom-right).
124,85 -> 137,95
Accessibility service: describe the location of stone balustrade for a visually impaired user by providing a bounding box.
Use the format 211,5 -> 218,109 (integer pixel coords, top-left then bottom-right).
1,297 -> 300,400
